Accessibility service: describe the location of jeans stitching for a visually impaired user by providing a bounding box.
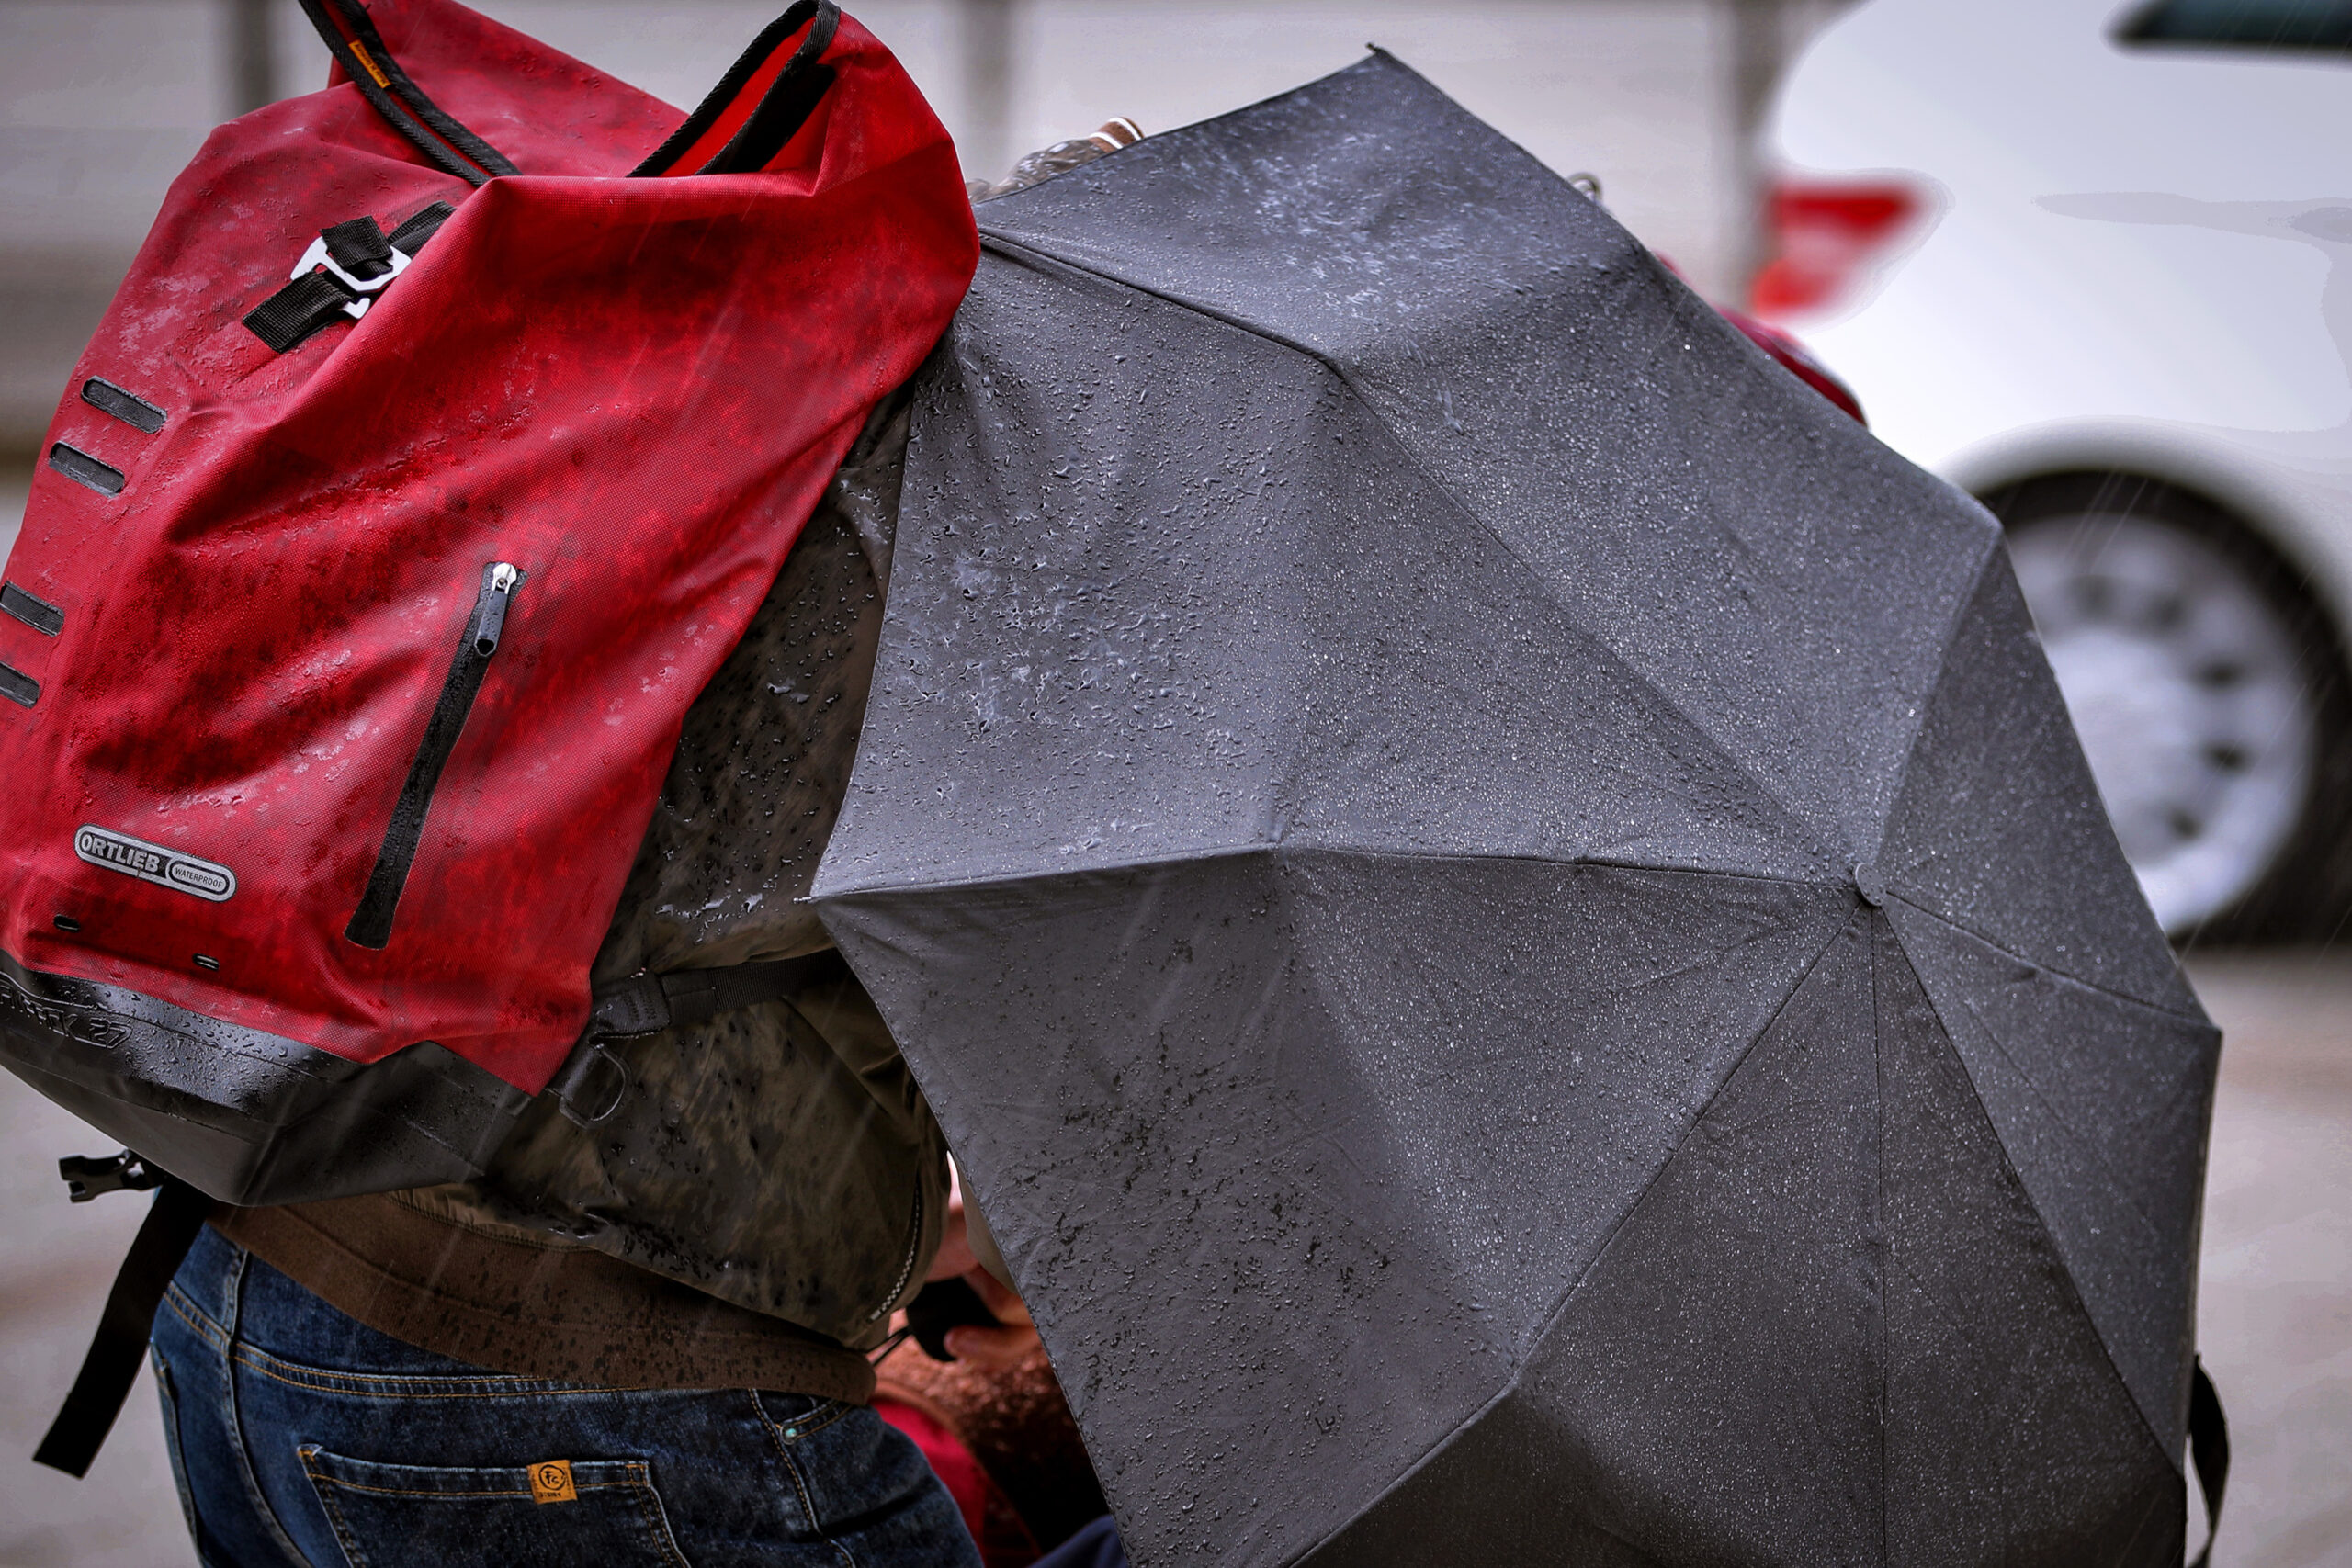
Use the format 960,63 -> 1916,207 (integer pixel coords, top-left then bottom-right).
231,1344 -> 619,1401
161,1282 -> 231,1355
302,1449 -> 693,1568
298,1446 -> 373,1568
628,1464 -> 695,1568
225,1248 -> 312,1568
150,1348 -> 203,1546
306,1477 -> 644,1500
753,1391 -> 854,1444
758,1406 -> 856,1568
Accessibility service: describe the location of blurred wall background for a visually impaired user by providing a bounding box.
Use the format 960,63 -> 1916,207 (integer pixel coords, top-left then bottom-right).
0,0 -> 1852,459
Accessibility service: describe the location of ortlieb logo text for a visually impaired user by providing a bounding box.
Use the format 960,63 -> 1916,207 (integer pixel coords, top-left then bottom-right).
74,827 -> 237,903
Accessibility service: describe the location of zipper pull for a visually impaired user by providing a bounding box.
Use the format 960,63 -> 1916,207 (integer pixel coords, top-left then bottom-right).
472,561 -> 520,657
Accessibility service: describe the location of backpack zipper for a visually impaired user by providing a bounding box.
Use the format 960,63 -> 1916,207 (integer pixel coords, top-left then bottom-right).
345,563 -> 520,949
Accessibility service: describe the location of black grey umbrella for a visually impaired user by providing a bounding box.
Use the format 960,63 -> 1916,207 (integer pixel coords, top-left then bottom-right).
812,53 -> 2221,1567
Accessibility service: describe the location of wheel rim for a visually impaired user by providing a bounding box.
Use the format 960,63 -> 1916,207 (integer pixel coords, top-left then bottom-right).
2008,512 -> 2316,931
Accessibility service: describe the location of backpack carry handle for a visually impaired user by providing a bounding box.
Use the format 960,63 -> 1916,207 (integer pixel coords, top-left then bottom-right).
631,1 -> 842,177
294,0 -> 839,186
296,0 -> 519,186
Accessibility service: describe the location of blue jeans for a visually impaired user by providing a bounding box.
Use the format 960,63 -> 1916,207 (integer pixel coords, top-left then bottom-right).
150,1224 -> 982,1568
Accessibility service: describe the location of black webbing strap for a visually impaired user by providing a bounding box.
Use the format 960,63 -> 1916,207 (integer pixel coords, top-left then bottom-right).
548,951 -> 848,1124
34,1177 -> 212,1478
321,216 -> 395,280
243,268 -> 357,354
2187,1357 -> 2229,1568
658,953 -> 849,1027
388,200 -> 458,254
294,0 -> 517,186
630,1 -> 840,177
243,201 -> 461,353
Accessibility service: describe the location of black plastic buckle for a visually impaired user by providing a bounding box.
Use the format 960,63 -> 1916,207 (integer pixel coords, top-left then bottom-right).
59,1151 -> 163,1203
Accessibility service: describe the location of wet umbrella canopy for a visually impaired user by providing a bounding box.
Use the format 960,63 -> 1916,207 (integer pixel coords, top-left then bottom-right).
812,52 -> 2221,1568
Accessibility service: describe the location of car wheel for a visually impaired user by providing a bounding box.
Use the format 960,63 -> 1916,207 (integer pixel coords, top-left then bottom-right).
1990,474 -> 2348,937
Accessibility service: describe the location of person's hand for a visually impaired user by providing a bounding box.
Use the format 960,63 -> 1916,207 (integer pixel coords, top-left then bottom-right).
921,1161 -> 1043,1369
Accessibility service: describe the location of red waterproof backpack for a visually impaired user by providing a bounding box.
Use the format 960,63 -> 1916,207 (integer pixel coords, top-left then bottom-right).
0,0 -> 977,1208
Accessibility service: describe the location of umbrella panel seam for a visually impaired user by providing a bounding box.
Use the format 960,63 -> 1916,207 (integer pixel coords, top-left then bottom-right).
1953,987 -> 2205,1255
969,229 -> 1852,874
1278,908 -> 1859,1567
1872,921 -> 2189,1477
1865,526 -> 2007,883
1881,889 -> 2209,1026
816,839 -> 1856,905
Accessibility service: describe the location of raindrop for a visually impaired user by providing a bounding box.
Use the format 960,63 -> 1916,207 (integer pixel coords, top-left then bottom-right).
2205,742 -> 2248,773
2167,808 -> 2203,840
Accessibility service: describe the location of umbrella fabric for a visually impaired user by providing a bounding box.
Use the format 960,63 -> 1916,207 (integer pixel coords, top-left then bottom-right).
813,52 -> 2218,1568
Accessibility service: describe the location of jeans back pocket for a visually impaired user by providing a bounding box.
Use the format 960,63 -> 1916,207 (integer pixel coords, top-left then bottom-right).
299,1446 -> 689,1568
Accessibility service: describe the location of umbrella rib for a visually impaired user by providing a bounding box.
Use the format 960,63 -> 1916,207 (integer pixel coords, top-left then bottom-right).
1952,987 -> 2196,1255
1881,889 -> 2209,1024
815,837 -> 1851,903
1863,525 -> 2006,879
1279,910 -> 1856,1567
1877,906 -> 2206,1465
972,230 -> 1840,871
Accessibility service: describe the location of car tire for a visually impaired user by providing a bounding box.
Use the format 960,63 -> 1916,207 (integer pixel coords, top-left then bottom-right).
1984,471 -> 2352,942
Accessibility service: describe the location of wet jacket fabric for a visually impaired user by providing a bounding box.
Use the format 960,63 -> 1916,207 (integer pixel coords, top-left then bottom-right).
222,391 -> 941,1381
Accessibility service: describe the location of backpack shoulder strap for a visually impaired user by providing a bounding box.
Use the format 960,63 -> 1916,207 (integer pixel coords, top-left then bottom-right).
33,1176 -> 213,1477
548,951 -> 850,1126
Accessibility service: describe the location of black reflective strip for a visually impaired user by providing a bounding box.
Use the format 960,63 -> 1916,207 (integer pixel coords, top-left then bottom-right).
47,444 -> 123,497
243,270 -> 355,354
388,200 -> 458,254
295,0 -> 518,186
345,566 -> 520,949
0,661 -> 39,709
631,0 -> 837,176
2,583 -> 63,637
321,216 -> 394,279
79,379 -> 165,434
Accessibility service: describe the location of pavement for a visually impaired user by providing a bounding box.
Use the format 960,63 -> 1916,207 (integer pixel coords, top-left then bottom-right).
0,948 -> 2343,1565
2179,951 -> 2352,1567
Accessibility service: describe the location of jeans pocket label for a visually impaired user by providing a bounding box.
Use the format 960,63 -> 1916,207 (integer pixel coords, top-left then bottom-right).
528,1460 -> 576,1506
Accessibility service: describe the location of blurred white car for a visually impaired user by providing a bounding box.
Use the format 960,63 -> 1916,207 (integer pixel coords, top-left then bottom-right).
1761,0 -> 2352,936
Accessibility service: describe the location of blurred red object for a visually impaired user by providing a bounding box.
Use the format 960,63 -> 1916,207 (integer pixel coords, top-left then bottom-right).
1717,306 -> 1868,425
1750,179 -> 1924,319
876,1394 -> 1044,1566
